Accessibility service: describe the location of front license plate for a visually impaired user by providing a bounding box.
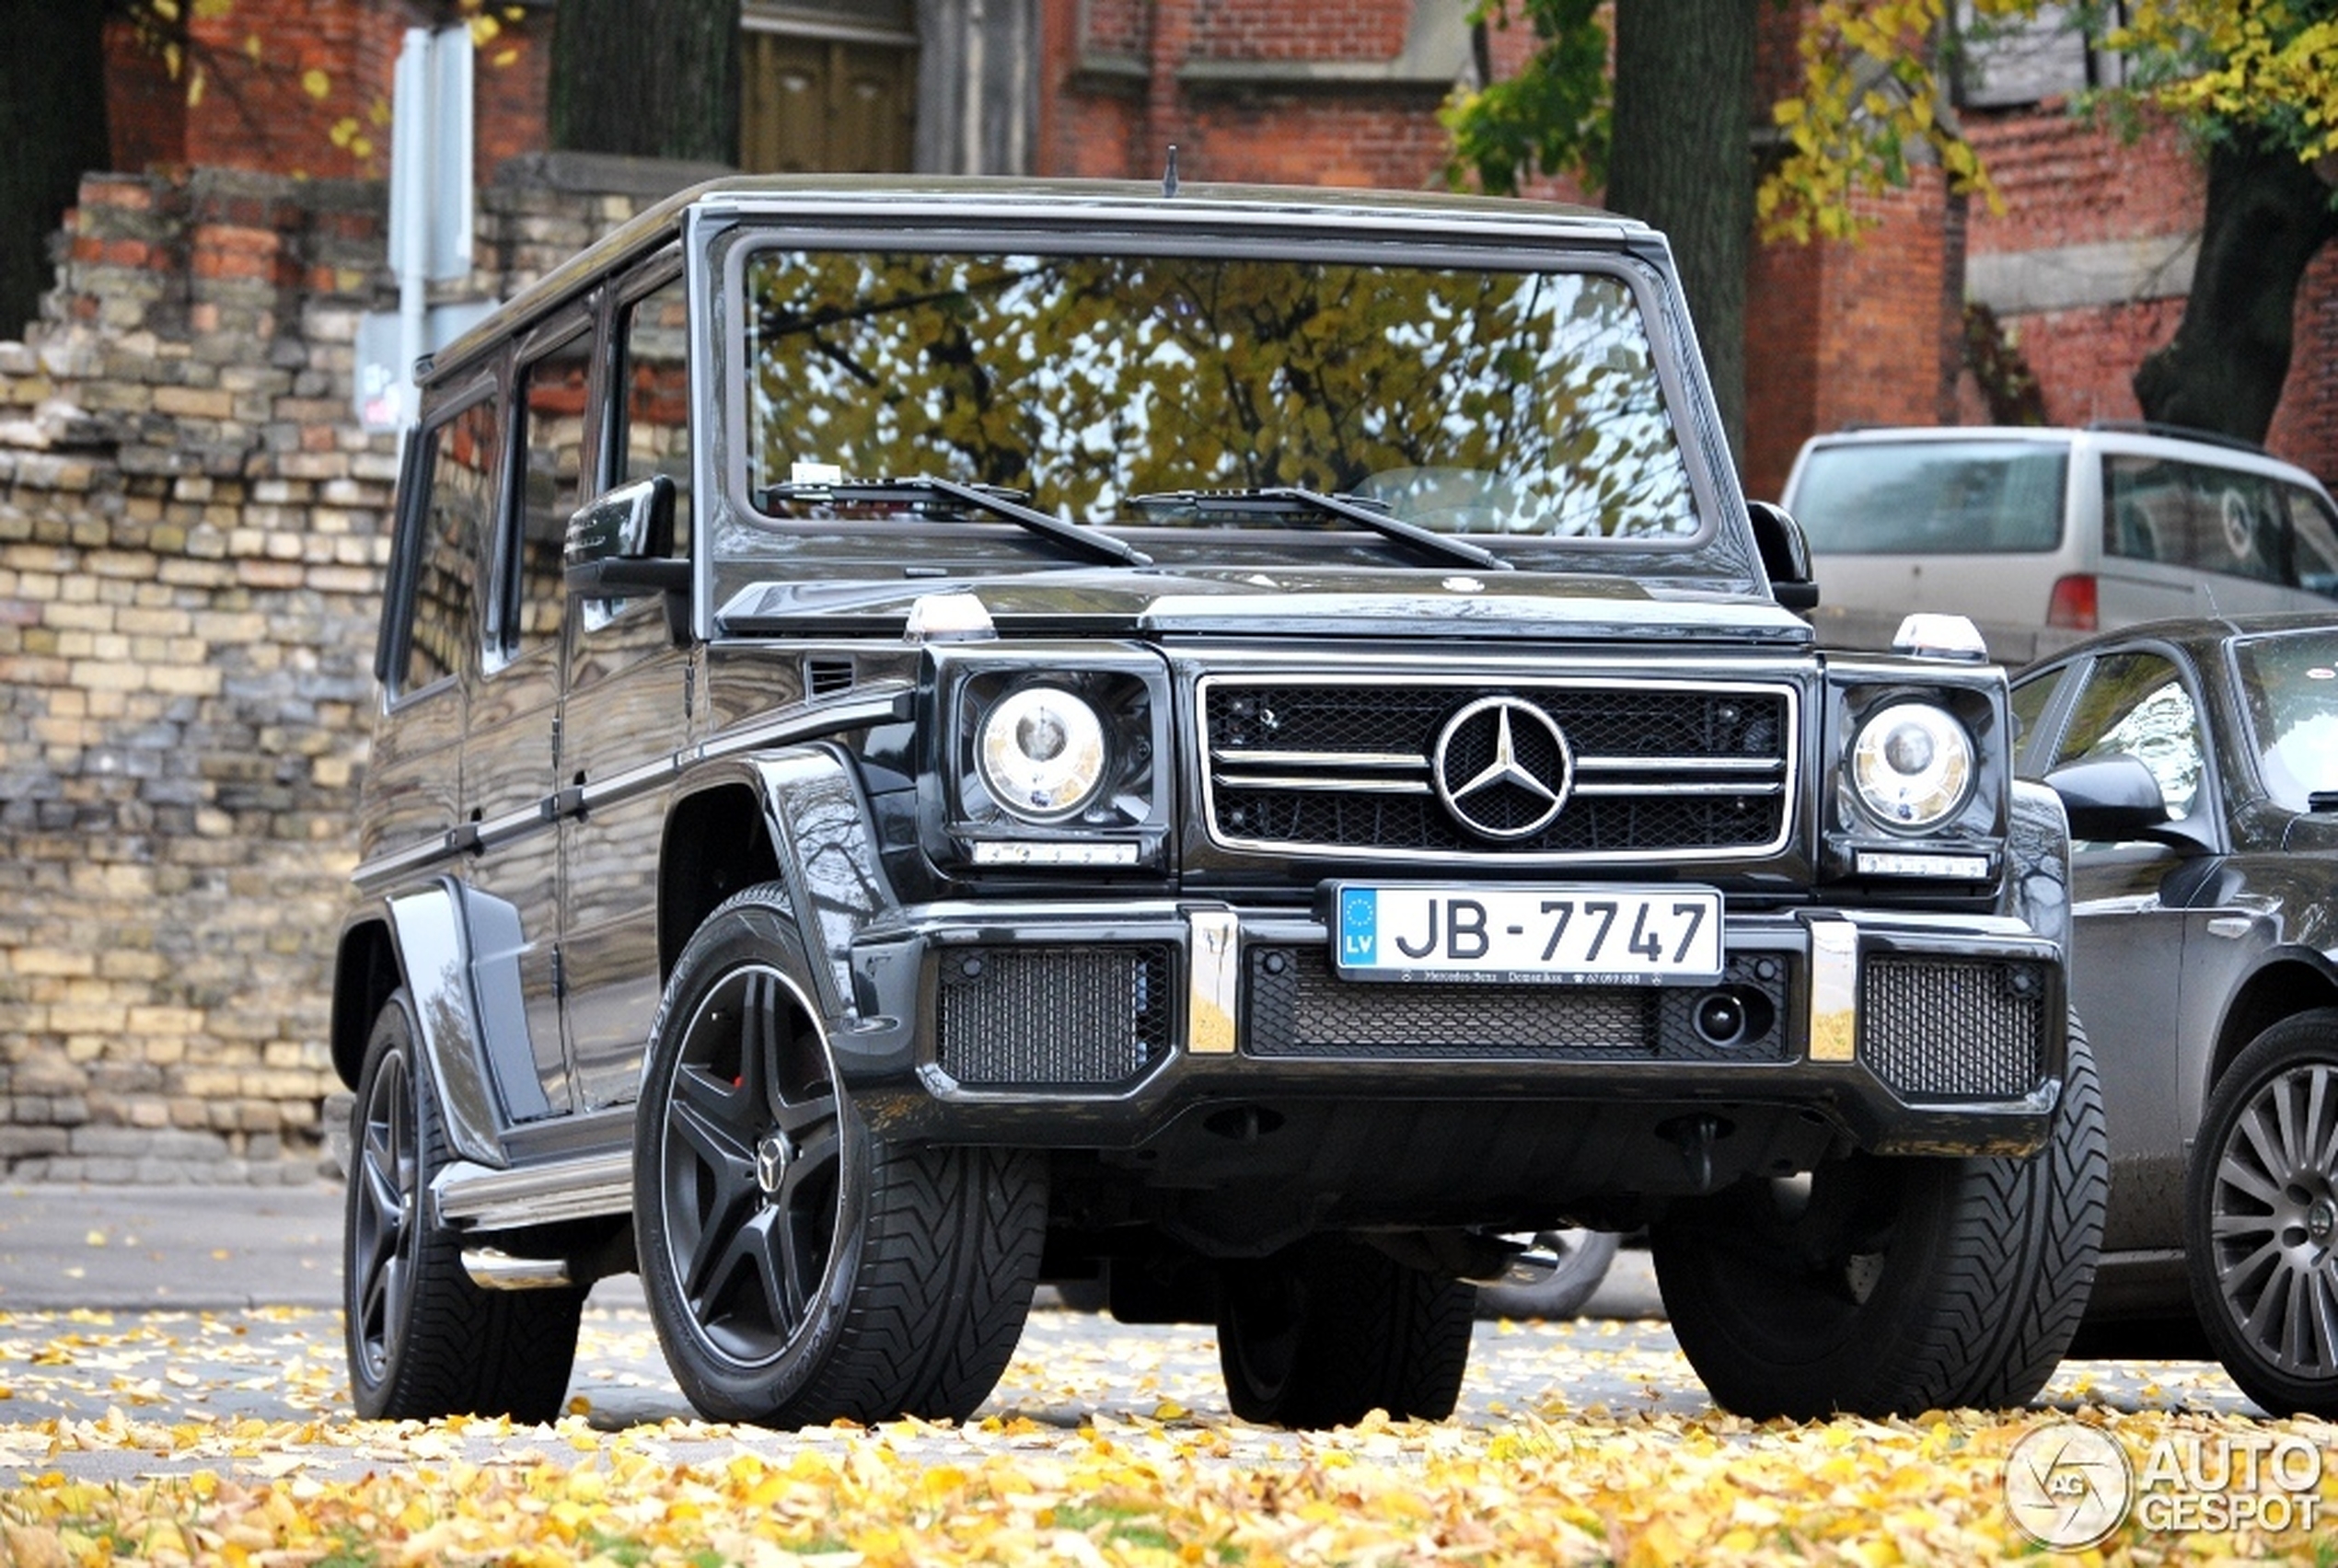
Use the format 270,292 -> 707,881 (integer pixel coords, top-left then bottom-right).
1333,884 -> 1723,985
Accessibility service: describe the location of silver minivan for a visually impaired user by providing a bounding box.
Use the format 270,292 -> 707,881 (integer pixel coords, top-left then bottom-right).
1781,424 -> 2338,659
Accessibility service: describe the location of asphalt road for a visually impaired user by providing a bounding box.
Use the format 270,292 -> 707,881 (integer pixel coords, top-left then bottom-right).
0,1180 -> 2271,1487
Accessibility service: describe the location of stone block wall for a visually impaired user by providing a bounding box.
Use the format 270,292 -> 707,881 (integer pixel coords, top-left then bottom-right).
0,156 -> 685,1182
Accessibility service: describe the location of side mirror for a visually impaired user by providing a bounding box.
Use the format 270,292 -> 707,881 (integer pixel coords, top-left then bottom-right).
563,476 -> 689,640
1748,500 -> 1819,613
2044,755 -> 2179,844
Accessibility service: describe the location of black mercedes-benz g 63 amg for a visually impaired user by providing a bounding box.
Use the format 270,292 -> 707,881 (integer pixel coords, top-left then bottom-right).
334,177 -> 2103,1429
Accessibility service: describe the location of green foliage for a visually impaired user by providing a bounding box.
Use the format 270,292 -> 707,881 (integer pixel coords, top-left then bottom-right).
1441,0 -> 1612,194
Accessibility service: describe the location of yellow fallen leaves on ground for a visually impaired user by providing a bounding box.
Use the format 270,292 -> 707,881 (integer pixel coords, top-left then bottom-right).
0,1405 -> 2331,1566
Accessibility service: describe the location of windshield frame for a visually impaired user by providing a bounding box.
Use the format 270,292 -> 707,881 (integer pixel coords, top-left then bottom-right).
702,210 -> 1744,596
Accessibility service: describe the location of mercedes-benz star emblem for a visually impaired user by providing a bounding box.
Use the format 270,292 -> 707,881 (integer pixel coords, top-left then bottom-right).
1432,696 -> 1572,840
755,1133 -> 791,1195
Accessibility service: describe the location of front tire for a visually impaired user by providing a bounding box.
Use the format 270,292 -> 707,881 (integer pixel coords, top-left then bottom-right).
1216,1236 -> 1476,1428
2186,1010 -> 2338,1418
342,989 -> 584,1422
635,884 -> 1046,1426
1652,1010 -> 2106,1419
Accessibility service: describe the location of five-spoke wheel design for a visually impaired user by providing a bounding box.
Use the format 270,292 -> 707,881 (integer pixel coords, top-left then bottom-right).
348,1032 -> 418,1389
654,963 -> 846,1368
341,991 -> 583,1422
635,884 -> 1047,1427
2189,1011 -> 2338,1417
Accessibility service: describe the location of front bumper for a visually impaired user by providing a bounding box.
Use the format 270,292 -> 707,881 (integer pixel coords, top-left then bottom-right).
836,898 -> 2065,1164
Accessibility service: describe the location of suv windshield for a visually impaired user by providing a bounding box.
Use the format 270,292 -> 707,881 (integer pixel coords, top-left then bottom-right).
728,248 -> 1700,560
1795,440 -> 2067,555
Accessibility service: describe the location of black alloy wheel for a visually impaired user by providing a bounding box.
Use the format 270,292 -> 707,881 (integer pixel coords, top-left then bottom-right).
2188,1009 -> 2338,1418
636,883 -> 1046,1427
342,990 -> 583,1422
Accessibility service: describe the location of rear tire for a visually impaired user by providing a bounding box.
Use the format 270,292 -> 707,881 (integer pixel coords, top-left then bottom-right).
1653,1010 -> 2105,1418
635,883 -> 1046,1426
1216,1236 -> 1475,1428
342,989 -> 584,1423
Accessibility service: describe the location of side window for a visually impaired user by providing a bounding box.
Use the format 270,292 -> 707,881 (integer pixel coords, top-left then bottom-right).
2284,483 -> 2338,596
2047,651 -> 2205,820
402,395 -> 498,696
618,273 -> 692,557
2102,455 -> 2286,582
508,330 -> 595,658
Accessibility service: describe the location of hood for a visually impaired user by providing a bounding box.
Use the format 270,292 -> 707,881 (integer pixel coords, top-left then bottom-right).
715,566 -> 1815,645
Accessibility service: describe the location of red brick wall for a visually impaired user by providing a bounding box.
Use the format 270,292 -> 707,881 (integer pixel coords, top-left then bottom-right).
1192,0 -> 1411,61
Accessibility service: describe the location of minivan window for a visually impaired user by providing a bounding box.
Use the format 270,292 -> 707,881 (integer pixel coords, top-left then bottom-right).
2284,482 -> 2338,595
2103,455 -> 2298,586
1791,441 -> 2066,554
402,395 -> 499,696
734,249 -> 1700,545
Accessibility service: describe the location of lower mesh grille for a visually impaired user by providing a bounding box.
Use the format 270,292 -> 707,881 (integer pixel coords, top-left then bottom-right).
1860,956 -> 2047,1100
1245,946 -> 1788,1062
935,944 -> 1173,1087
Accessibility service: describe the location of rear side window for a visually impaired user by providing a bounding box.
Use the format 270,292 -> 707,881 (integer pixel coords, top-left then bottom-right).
2103,455 -> 2294,584
401,395 -> 500,696
1791,442 -> 2066,555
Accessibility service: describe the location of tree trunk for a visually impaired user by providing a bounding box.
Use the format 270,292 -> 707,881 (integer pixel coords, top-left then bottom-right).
0,0 -> 111,338
1607,0 -> 1755,460
548,0 -> 739,165
2133,130 -> 2338,444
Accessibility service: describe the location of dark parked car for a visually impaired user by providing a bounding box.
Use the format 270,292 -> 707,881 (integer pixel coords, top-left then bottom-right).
2021,614 -> 2338,1417
334,175 -> 2104,1431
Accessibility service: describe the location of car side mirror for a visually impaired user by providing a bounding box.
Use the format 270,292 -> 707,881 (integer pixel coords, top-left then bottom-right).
2044,755 -> 2187,846
1748,500 -> 1819,613
563,476 -> 689,640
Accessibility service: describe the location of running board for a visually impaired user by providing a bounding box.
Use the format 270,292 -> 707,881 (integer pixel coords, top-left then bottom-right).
433,1150 -> 634,1230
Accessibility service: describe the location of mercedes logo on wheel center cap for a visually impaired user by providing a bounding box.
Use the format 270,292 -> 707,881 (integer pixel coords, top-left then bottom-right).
1432,696 -> 1573,840
755,1133 -> 791,1195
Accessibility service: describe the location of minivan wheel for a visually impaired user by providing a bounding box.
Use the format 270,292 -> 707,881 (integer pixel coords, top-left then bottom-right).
343,989 -> 584,1422
2186,1010 -> 2338,1418
1652,1011 -> 2105,1419
1216,1236 -> 1475,1428
635,884 -> 1046,1426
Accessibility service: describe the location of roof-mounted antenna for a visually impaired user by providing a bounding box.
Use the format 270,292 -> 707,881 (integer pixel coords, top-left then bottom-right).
1163,144 -> 1180,199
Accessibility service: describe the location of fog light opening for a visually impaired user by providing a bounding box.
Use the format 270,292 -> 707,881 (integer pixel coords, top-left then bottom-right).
1692,986 -> 1774,1049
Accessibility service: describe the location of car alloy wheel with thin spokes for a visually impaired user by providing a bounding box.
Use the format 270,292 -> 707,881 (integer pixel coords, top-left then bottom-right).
656,963 -> 844,1368
2189,1010 -> 2338,1417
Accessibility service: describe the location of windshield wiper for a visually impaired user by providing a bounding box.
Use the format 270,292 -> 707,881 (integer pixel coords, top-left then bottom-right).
1134,487 -> 1515,572
759,476 -> 1152,568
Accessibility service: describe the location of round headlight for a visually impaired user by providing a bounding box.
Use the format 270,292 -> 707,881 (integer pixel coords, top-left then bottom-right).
977,686 -> 1107,822
1851,703 -> 1973,831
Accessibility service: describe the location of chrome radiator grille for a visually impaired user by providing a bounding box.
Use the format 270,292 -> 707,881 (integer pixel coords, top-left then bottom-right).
1200,675 -> 1796,860
1860,956 -> 2049,1101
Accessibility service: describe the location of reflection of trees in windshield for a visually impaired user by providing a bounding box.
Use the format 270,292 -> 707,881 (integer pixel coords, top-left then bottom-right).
2240,633 -> 2338,810
740,251 -> 1697,545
